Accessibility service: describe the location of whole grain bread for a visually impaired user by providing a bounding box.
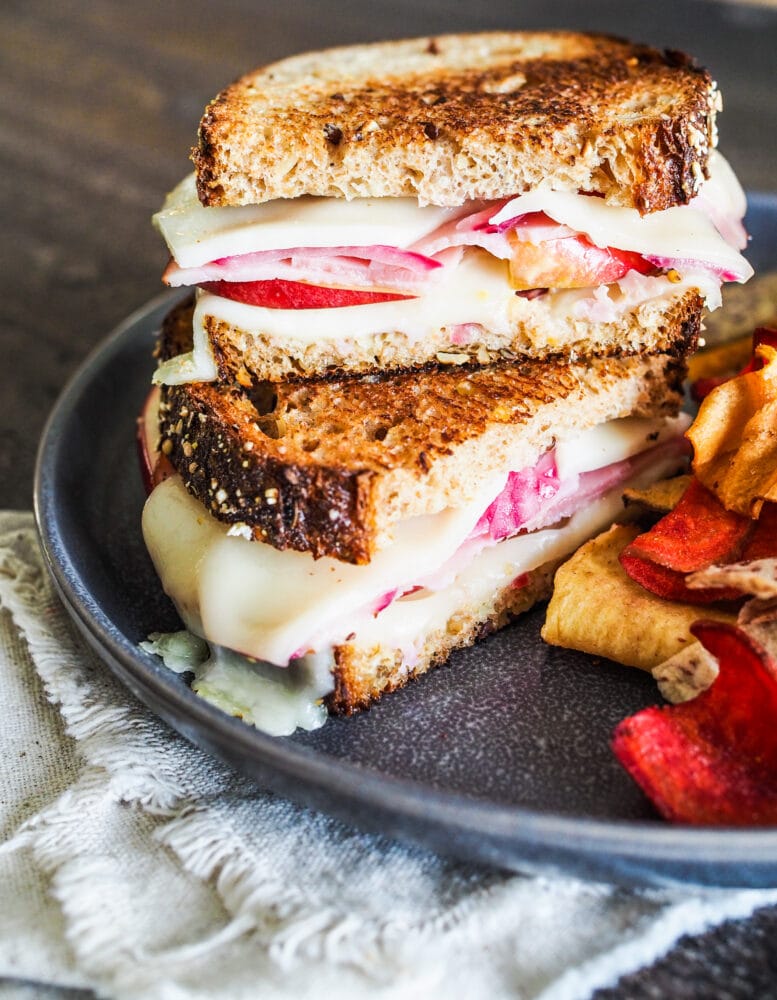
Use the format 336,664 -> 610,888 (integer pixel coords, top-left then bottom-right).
157,298 -> 687,564
193,32 -> 718,213
201,282 -> 703,383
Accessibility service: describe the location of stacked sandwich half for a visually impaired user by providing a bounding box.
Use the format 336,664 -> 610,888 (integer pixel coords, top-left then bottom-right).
141,32 -> 751,718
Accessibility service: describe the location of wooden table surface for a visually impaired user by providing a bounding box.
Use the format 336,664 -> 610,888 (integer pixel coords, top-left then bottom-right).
3,2 -> 777,997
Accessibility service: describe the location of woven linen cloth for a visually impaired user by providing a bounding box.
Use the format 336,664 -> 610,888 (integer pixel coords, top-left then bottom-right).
2,510 -> 777,1000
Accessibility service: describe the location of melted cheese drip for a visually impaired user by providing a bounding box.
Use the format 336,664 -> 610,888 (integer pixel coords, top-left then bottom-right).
141,631 -> 332,735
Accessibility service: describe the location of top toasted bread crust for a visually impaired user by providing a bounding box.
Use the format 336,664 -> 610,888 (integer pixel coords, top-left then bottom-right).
193,32 -> 717,213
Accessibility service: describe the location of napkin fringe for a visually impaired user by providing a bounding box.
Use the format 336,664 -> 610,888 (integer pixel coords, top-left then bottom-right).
0,524 -> 190,815
156,805 -> 480,977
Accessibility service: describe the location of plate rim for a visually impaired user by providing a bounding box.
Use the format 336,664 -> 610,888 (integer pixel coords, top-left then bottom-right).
33,201 -> 777,885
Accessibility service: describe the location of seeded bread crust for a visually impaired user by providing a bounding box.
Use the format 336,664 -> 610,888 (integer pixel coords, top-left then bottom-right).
193,32 -> 717,213
327,559 -> 559,714
203,283 -> 703,382
158,299 -> 687,564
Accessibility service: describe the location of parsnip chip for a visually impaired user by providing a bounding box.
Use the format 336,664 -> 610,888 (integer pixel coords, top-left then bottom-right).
688,345 -> 777,517
622,475 -> 691,516
541,524 -> 736,672
688,558 -> 777,600
652,643 -> 719,704
740,596 -> 777,628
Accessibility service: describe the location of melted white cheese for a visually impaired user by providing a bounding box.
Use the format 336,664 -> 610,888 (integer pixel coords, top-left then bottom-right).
154,174 -> 461,268
142,415 -> 683,666
348,448 -> 683,662
141,630 -> 332,735
490,152 -> 751,280
142,439 -> 683,733
554,413 -> 689,479
143,472 -> 506,665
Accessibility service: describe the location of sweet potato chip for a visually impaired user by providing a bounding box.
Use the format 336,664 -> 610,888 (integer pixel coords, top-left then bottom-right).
688,345 -> 777,517
622,477 -> 752,573
542,524 -> 735,671
613,621 -> 777,825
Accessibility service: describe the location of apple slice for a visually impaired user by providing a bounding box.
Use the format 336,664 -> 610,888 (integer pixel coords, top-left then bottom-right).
200,278 -> 413,309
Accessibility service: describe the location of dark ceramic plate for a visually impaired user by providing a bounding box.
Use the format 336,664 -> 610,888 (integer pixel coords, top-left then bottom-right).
35,194 -> 777,888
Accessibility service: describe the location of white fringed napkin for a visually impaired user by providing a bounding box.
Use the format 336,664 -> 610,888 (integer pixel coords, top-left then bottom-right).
1,510 -> 775,1000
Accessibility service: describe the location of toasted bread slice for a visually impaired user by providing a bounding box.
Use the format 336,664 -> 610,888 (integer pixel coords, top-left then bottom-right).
199,281 -> 703,382
194,32 -> 717,213
157,298 -> 688,564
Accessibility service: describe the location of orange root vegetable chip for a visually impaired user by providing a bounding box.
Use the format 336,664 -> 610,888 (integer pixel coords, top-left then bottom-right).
613,621 -> 777,825
740,502 -> 777,562
688,344 -> 777,518
621,478 -> 753,574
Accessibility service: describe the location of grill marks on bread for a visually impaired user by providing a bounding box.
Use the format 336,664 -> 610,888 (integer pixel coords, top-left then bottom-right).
158,299 -> 687,564
193,32 -> 716,212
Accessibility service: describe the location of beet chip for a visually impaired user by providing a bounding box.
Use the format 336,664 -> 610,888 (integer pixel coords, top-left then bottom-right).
613,621 -> 777,825
623,478 -> 752,573
619,478 -> 753,602
741,502 -> 777,562
619,551 -> 743,605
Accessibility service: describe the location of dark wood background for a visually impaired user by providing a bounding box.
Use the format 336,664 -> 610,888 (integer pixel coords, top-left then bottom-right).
3,1 -> 777,996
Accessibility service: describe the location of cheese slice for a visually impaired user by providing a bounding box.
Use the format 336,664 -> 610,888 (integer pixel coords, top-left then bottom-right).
491,194 -> 749,280
152,259 -> 704,385
554,413 -> 689,479
153,251 -> 516,384
154,174 -> 460,268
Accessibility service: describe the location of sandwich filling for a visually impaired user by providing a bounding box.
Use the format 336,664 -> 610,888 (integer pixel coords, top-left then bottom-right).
153,152 -> 750,384
143,412 -> 690,669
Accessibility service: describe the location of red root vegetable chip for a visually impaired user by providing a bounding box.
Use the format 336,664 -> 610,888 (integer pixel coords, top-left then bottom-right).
622,477 -> 753,573
618,551 -> 743,605
613,621 -> 777,825
618,478 -> 754,604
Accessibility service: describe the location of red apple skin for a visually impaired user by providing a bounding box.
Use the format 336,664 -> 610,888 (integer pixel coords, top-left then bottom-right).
200,278 -> 413,309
